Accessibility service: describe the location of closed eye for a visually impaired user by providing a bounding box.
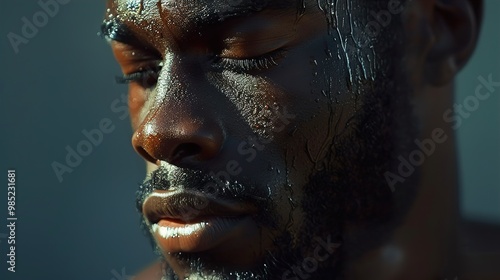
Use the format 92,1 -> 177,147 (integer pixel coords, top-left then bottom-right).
114,48 -> 287,89
116,62 -> 163,89
212,48 -> 287,73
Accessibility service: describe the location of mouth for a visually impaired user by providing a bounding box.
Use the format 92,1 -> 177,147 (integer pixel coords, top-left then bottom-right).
143,190 -> 258,253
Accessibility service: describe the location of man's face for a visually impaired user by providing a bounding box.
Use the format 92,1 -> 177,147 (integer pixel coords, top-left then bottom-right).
105,0 -> 414,278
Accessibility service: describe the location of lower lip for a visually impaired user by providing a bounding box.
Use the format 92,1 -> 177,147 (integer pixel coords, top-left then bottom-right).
151,216 -> 254,253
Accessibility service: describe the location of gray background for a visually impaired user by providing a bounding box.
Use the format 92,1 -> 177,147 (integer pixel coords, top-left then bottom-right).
0,1 -> 498,279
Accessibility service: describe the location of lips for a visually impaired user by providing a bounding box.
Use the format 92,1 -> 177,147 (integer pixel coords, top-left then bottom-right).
142,190 -> 258,253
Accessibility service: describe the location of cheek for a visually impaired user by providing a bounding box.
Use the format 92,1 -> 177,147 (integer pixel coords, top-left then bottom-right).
265,37 -> 355,185
128,84 -> 156,130
257,34 -> 365,238
210,70 -> 294,145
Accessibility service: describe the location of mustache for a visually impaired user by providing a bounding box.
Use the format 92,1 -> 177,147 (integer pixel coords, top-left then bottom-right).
136,166 -> 279,258
135,166 -> 268,213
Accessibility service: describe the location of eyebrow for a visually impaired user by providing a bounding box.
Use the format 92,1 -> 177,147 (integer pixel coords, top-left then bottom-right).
188,1 -> 268,25
187,0 -> 295,26
100,18 -> 142,45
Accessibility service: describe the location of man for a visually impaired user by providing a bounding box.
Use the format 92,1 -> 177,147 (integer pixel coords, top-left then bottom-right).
102,0 -> 492,279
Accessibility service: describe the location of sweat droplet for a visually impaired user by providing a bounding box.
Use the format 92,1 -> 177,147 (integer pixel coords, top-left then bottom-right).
325,49 -> 333,57
126,0 -> 144,15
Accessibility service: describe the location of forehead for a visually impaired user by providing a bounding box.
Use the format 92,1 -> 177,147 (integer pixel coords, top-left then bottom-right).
107,0 -> 292,23
104,0 -> 302,49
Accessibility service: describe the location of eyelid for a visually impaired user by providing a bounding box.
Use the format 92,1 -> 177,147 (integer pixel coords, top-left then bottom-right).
111,41 -> 162,62
213,48 -> 287,73
219,29 -> 294,57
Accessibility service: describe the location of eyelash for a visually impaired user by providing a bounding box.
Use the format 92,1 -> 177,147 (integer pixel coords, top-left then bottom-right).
212,49 -> 287,73
116,49 -> 286,88
116,62 -> 163,89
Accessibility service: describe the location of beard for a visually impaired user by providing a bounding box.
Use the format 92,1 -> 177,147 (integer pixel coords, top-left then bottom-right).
133,78 -> 418,280
133,2 -> 417,279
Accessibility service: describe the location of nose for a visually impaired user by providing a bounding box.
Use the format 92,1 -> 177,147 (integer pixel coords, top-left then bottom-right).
132,115 -> 224,166
131,55 -> 225,167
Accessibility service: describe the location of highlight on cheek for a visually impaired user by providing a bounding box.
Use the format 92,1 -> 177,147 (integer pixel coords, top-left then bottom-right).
127,83 -> 151,128
128,84 -> 147,107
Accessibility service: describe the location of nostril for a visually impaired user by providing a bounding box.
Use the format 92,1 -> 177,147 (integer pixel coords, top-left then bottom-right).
171,143 -> 202,162
135,145 -> 157,164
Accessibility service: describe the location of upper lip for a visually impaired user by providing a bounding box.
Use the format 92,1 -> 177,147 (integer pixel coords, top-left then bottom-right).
142,190 -> 256,224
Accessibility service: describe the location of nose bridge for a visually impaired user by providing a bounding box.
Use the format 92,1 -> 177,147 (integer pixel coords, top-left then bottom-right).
132,53 -> 224,166
150,52 -> 191,107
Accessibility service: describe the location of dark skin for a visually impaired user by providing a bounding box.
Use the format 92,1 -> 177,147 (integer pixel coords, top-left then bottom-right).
103,0 -> 491,279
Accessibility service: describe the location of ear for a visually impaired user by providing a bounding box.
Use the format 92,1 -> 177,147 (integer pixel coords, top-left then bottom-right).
412,0 -> 483,86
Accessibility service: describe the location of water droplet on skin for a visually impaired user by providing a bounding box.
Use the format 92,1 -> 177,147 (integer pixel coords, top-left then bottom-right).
325,49 -> 333,58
